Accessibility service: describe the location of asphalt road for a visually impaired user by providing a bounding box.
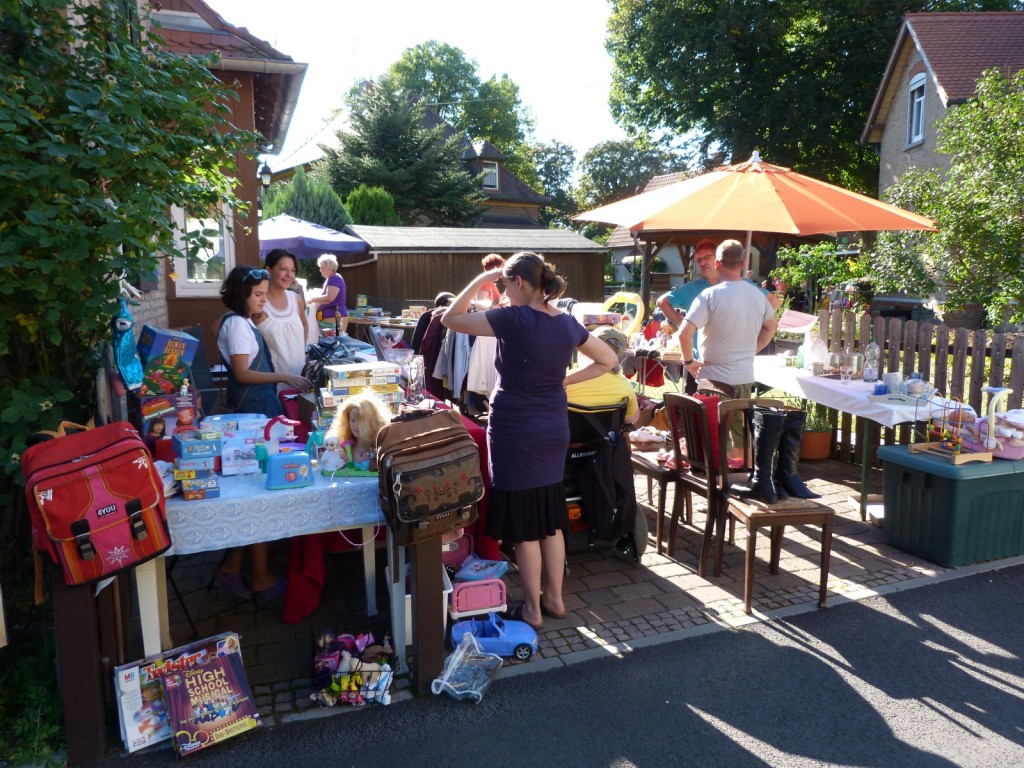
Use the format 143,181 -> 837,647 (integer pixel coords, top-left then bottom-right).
96,563 -> 1024,768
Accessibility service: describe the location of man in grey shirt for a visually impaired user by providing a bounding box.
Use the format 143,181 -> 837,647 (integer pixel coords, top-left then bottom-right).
676,239 -> 778,456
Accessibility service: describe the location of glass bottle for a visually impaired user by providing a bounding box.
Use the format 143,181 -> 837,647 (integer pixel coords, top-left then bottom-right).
863,337 -> 880,383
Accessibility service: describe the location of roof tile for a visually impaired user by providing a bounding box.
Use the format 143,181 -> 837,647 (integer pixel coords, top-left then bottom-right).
908,12 -> 1024,103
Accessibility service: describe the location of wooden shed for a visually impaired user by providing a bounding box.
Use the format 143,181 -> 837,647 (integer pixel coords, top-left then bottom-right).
338,226 -> 608,313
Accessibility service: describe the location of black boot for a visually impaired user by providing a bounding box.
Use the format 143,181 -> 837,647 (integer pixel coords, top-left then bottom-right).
734,407 -> 785,504
774,410 -> 822,499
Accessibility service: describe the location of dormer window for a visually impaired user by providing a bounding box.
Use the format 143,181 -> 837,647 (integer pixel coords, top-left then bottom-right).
482,161 -> 499,190
907,72 -> 926,147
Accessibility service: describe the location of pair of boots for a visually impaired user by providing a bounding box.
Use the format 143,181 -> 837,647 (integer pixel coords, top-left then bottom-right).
735,407 -> 821,504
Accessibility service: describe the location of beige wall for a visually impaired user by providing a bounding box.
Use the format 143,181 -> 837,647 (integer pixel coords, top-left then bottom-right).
878,52 -> 952,193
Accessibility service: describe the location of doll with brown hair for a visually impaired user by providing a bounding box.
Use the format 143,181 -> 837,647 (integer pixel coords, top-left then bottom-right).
337,391 -> 392,470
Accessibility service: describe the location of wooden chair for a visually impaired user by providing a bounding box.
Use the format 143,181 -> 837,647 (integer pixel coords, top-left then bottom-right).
713,398 -> 835,614
652,392 -> 721,557
630,449 -> 686,555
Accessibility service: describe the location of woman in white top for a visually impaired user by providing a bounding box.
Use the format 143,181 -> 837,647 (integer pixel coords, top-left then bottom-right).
254,249 -> 308,390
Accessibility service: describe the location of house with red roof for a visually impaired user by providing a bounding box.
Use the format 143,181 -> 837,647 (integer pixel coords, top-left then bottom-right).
129,0 -> 307,334
861,12 -> 1024,193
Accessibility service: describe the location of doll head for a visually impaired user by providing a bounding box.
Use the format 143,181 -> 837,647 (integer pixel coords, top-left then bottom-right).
338,391 -> 392,447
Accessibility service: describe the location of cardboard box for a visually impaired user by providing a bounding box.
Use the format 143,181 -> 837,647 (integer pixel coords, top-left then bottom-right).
172,468 -> 214,481
181,487 -> 221,501
325,361 -> 401,382
172,431 -> 222,458
220,431 -> 262,476
180,476 -> 219,492
137,327 -> 199,396
174,455 -> 218,471
200,413 -> 268,433
114,632 -> 248,754
136,326 -> 199,367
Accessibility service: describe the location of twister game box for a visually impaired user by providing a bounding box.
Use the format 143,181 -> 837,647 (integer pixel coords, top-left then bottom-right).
114,632 -> 254,754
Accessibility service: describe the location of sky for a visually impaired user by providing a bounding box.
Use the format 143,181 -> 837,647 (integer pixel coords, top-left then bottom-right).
205,0 -> 627,170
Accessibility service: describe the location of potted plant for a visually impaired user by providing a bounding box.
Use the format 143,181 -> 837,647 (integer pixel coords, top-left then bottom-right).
799,402 -> 833,461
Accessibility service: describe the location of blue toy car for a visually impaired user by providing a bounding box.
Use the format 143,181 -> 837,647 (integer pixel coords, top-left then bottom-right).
450,612 -> 538,661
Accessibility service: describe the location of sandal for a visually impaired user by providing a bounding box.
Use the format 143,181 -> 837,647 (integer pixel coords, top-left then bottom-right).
212,569 -> 253,600
254,575 -> 287,603
540,599 -> 567,621
505,601 -> 543,632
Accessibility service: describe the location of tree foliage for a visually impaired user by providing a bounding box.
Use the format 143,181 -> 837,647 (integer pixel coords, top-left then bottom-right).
606,0 -> 1022,194
320,74 -> 485,226
0,0 -> 257,507
345,184 -> 402,226
574,138 -> 687,212
875,68 -> 1024,320
529,141 -> 578,228
263,166 -> 351,230
387,41 -> 539,189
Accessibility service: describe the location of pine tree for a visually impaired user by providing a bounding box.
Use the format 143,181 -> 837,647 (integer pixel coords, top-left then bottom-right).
263,166 -> 350,230
320,75 -> 484,226
345,185 -> 402,226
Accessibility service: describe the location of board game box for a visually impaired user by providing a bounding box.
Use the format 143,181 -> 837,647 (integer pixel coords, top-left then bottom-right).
162,642 -> 260,756
114,632 -> 253,754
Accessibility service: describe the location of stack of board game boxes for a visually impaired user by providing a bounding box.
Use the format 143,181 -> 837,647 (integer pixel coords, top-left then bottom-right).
321,361 -> 404,414
115,632 -> 260,756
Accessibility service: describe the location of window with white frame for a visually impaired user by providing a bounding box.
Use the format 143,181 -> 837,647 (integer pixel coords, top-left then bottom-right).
907,73 -> 926,147
170,204 -> 235,297
482,160 -> 499,190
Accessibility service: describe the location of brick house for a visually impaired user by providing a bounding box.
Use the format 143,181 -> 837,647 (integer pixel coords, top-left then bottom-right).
129,0 -> 306,337
861,12 -> 1024,193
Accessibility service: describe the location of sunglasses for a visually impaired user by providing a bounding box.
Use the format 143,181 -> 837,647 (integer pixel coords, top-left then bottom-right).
243,268 -> 270,282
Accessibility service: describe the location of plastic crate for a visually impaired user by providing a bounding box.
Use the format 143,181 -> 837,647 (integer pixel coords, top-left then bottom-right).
879,444 -> 1024,567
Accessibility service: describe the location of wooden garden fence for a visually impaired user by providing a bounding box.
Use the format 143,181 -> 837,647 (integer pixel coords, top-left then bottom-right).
810,309 -> 1024,463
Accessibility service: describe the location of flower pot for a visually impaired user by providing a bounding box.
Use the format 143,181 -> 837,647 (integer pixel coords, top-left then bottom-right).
800,429 -> 832,461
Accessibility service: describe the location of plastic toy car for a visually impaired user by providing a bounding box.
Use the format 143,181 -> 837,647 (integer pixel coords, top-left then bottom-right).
450,612 -> 538,661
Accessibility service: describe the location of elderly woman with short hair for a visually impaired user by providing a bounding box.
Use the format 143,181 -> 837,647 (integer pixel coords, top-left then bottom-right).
307,253 -> 348,334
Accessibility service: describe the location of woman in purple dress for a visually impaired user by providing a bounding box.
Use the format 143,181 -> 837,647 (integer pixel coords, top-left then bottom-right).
443,252 -> 618,631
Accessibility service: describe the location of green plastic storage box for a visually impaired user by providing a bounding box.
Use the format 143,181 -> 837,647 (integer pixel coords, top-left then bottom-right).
879,444 -> 1024,567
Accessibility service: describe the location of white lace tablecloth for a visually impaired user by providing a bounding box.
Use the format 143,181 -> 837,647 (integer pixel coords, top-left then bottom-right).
165,472 -> 383,555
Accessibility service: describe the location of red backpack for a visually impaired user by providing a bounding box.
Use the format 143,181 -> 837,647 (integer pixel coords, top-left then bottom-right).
22,421 -> 171,588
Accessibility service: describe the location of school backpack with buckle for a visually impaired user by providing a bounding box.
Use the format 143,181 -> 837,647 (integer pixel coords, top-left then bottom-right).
22,420 -> 171,587
376,408 -> 483,546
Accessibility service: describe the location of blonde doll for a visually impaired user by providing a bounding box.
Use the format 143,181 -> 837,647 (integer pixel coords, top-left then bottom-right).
336,391 -> 392,470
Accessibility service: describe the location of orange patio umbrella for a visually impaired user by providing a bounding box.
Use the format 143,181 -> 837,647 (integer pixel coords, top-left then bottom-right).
574,152 -> 938,241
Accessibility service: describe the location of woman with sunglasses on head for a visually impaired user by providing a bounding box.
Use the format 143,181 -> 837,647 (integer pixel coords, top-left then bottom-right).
253,249 -> 308,391
443,252 -> 618,632
211,265 -> 310,601
217,266 -> 311,417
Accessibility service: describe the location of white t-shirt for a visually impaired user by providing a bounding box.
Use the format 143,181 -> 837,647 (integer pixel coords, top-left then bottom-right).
217,314 -> 259,367
686,279 -> 775,385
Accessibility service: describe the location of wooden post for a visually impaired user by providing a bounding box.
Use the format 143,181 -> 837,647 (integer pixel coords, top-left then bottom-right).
409,536 -> 445,695
52,575 -> 112,764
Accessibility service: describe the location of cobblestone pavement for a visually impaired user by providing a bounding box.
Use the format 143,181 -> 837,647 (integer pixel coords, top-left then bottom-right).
154,458 -> 949,727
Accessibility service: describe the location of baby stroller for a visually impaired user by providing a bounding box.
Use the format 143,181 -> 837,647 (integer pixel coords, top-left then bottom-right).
563,401 -> 648,561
